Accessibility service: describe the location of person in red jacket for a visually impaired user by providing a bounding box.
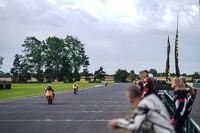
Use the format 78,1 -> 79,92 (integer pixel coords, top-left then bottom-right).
139,70 -> 156,98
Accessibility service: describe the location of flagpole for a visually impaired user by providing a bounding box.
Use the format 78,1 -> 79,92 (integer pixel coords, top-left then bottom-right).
177,11 -> 179,30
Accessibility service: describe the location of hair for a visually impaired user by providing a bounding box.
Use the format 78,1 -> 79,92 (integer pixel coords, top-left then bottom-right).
179,76 -> 186,84
139,71 -> 143,75
143,70 -> 149,74
172,77 -> 185,90
136,80 -> 143,86
127,84 -> 141,98
139,70 -> 147,79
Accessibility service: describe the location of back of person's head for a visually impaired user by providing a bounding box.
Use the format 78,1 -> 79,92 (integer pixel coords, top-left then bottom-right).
179,76 -> 186,84
136,80 -> 143,86
127,84 -> 141,98
172,77 -> 185,90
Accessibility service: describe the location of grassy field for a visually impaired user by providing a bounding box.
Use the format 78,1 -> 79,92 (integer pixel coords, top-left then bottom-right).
0,83 -> 104,101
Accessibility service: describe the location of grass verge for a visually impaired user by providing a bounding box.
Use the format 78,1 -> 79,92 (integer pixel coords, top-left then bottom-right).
0,83 -> 104,101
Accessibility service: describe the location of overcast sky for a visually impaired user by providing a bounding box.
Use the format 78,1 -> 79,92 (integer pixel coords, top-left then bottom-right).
0,0 -> 199,75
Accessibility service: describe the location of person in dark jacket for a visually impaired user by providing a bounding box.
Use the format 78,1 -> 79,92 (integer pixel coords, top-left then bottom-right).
171,78 -> 187,133
139,70 -> 156,98
179,76 -> 197,115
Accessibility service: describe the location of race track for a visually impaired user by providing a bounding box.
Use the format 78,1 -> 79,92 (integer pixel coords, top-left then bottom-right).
0,83 -> 131,133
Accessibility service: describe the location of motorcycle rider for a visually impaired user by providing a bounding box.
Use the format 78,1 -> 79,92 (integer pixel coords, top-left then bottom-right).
72,83 -> 78,92
45,84 -> 55,98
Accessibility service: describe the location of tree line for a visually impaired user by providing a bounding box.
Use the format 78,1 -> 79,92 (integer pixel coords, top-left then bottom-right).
9,36 -> 89,82
0,36 -> 200,82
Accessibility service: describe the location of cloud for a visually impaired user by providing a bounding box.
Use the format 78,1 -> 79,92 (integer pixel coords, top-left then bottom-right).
0,0 -> 199,75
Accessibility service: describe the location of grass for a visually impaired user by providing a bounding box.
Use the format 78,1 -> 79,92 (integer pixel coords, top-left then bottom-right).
0,83 -> 104,101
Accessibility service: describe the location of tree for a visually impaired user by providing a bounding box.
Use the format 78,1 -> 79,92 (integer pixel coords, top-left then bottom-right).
22,37 -> 44,82
43,37 -> 66,81
114,69 -> 129,82
94,66 -> 106,80
10,54 -> 31,82
0,56 -> 4,69
149,69 -> 158,77
13,35 -> 89,82
82,59 -> 90,81
64,35 -> 89,81
192,72 -> 200,80
128,70 -> 137,82
181,73 -> 187,77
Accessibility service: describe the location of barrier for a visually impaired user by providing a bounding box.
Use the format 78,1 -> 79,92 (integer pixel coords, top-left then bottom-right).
193,83 -> 200,88
163,91 -> 200,133
0,83 -> 11,89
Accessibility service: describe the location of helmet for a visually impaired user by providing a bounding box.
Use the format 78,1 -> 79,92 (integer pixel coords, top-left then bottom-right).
47,84 -> 51,87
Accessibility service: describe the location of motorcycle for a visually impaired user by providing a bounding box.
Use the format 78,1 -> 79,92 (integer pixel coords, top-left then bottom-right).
73,86 -> 78,95
45,90 -> 54,104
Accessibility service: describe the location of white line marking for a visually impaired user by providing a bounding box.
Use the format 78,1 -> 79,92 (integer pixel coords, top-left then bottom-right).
0,119 -> 110,122
1,110 -> 127,113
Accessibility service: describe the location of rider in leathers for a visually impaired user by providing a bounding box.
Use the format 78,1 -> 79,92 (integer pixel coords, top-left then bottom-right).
45,85 -> 55,98
109,84 -> 175,133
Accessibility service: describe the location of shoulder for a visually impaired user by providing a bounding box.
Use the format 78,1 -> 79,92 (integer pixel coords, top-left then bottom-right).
139,94 -> 157,107
143,77 -> 149,83
175,90 -> 186,98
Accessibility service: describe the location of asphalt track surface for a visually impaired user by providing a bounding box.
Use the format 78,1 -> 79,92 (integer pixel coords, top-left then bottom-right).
190,88 -> 200,125
0,83 -> 131,133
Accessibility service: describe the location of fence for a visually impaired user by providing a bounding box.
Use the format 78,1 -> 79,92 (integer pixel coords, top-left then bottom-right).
163,91 -> 200,133
193,83 -> 200,88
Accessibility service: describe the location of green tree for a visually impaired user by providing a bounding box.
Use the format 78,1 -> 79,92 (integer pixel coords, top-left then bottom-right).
10,54 -> 31,82
128,70 -> 137,82
44,37 -> 66,81
82,59 -> 90,81
114,69 -> 129,82
192,72 -> 200,80
0,56 -> 4,69
22,37 -> 44,82
94,66 -> 106,80
64,35 -> 88,81
149,69 -> 158,77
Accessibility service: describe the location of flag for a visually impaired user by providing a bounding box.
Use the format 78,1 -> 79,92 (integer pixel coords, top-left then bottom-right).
175,23 -> 180,77
166,36 -> 170,83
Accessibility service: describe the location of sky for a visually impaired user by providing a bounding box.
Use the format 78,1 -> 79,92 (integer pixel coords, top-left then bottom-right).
0,0 -> 200,75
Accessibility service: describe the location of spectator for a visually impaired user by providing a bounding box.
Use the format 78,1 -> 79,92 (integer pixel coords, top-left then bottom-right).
171,78 -> 187,133
139,70 -> 157,98
179,76 -> 196,115
105,80 -> 107,86
136,80 -> 144,94
108,84 -> 175,133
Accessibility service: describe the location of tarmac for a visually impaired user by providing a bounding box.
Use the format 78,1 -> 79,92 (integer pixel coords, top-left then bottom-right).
190,88 -> 200,125
0,83 -> 131,133
0,83 -> 199,133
